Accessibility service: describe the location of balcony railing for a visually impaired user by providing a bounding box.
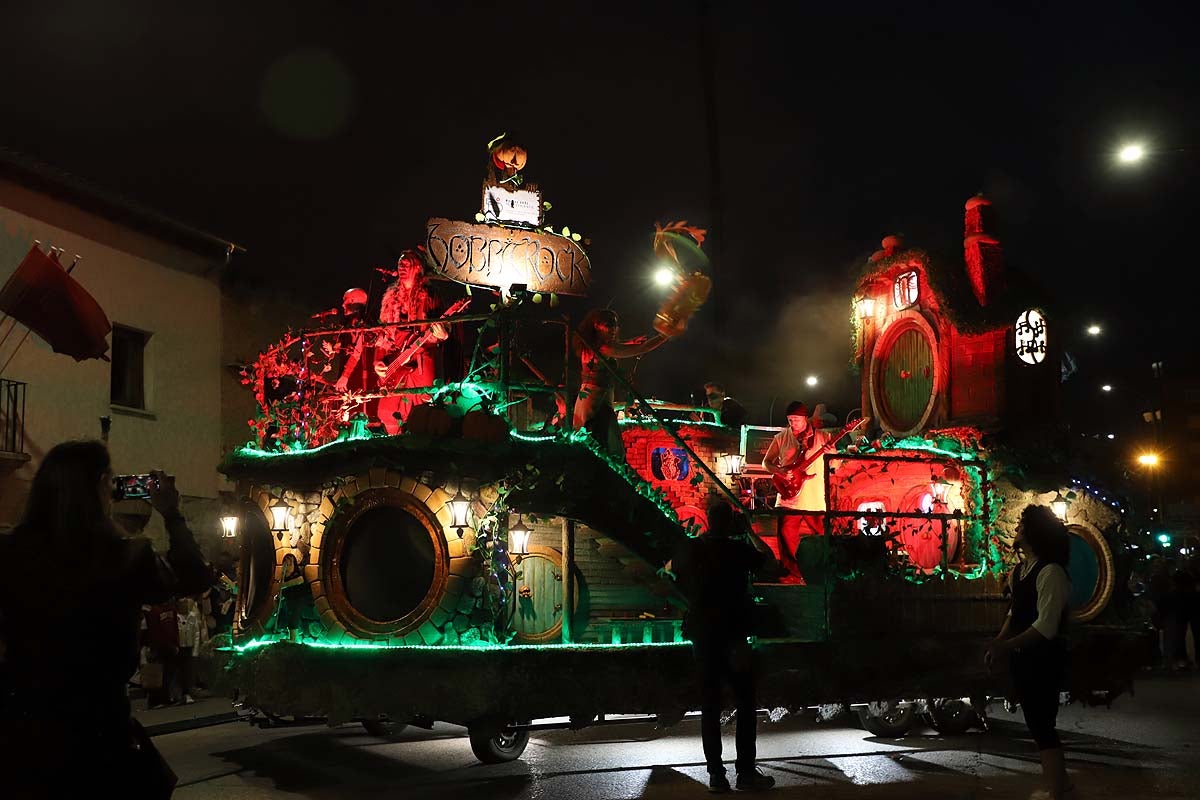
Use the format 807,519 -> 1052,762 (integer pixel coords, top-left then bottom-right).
1,378 -> 27,455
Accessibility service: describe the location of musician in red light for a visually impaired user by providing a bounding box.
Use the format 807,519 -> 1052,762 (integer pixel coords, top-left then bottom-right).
762,401 -> 832,583
373,251 -> 448,434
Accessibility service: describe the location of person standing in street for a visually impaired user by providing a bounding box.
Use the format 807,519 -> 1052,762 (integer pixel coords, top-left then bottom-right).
671,500 -> 775,793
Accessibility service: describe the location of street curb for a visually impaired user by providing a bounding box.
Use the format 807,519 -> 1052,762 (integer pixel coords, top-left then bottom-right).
144,711 -> 241,737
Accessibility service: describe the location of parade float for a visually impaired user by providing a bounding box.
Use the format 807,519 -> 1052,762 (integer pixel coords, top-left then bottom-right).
216,143 -> 1151,760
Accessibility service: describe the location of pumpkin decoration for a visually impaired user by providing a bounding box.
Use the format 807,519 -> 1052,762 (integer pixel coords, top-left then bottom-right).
486,132 -> 528,187
461,409 -> 510,443
404,403 -> 456,437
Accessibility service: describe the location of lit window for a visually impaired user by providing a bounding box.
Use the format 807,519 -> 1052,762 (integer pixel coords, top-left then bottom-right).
857,501 -> 888,536
1015,308 -> 1048,365
893,271 -> 919,309
111,325 -> 150,409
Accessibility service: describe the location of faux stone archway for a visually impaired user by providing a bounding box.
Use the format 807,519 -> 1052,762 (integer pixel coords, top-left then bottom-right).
238,469 -> 483,646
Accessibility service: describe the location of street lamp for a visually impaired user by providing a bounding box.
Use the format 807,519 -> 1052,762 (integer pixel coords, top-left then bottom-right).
1050,492 -> 1074,521
653,266 -> 677,287
1101,384 -> 1112,393
1138,453 -> 1160,467
1117,143 -> 1146,164
1086,324 -> 1102,336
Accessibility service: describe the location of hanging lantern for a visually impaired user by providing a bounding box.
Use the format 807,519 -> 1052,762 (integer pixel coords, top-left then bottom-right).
220,513 -> 240,539
448,488 -> 472,536
929,476 -> 951,506
858,296 -> 876,319
269,497 -> 291,532
509,513 -> 532,557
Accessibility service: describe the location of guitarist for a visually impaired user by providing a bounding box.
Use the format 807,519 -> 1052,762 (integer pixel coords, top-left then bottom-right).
373,251 -> 449,434
762,401 -> 833,584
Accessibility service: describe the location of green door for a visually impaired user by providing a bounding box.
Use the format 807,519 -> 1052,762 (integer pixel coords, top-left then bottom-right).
879,326 -> 934,432
509,549 -> 566,643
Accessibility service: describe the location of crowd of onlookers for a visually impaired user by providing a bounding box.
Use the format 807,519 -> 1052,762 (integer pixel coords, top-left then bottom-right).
137,551 -> 238,708
1144,558 -> 1200,671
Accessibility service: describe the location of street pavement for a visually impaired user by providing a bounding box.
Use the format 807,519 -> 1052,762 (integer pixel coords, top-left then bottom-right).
145,671 -> 1200,799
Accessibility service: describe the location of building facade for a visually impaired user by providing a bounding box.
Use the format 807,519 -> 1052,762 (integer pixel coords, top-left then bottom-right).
0,153 -> 236,554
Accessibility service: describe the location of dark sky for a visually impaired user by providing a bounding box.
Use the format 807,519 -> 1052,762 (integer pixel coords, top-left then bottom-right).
5,1 -> 1198,434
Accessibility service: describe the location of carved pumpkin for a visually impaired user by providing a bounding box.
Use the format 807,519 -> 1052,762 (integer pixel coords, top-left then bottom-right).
491,143 -> 527,174
461,410 -> 510,443
404,403 -> 455,437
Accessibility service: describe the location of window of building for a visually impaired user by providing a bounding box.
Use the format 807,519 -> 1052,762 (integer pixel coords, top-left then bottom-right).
893,271 -> 919,309
857,501 -> 888,537
111,325 -> 150,409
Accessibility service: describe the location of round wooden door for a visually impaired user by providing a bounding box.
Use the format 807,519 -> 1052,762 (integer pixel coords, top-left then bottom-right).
508,546 -> 578,644
894,519 -> 961,572
880,327 -> 934,432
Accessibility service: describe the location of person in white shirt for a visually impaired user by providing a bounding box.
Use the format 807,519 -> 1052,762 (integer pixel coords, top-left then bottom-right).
761,401 -> 832,583
986,504 -> 1073,799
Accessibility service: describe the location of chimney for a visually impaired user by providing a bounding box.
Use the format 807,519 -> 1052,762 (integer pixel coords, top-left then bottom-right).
963,194 -> 1003,307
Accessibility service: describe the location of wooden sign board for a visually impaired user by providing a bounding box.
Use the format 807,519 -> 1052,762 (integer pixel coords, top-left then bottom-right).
425,217 -> 592,296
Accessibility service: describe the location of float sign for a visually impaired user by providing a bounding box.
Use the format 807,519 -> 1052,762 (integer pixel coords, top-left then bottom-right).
425,217 -> 591,296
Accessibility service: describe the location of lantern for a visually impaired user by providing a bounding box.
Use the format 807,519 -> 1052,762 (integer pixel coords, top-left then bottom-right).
858,296 -> 876,319
220,513 -> 240,539
448,488 -> 471,536
269,497 -> 291,532
718,453 -> 745,476
1051,492 -> 1072,521
509,514 -> 532,557
929,476 -> 951,506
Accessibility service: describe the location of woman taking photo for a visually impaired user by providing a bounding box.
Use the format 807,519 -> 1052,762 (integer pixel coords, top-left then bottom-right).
0,441 -> 213,798
986,504 -> 1073,799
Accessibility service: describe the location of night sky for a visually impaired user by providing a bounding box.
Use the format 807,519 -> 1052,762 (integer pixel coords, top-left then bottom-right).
5,2 -> 1197,440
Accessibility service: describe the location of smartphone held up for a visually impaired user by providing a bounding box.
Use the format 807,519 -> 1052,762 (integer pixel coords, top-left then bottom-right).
112,473 -> 160,501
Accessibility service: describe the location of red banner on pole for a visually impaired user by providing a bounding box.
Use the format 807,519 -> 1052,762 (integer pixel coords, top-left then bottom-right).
0,245 -> 111,361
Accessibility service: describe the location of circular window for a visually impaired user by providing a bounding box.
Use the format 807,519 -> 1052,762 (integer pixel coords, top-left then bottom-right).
341,506 -> 436,622
869,313 -> 940,437
1065,523 -> 1114,623
324,488 -> 449,637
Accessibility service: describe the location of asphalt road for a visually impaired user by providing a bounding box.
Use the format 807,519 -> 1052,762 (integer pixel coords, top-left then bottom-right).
156,673 -> 1200,799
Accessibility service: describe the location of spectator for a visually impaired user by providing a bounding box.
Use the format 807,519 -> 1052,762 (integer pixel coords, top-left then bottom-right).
142,601 -> 180,709
0,441 -> 212,798
671,500 -> 775,792
174,597 -> 203,705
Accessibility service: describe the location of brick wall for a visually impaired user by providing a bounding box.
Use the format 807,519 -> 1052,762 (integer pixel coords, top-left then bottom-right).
621,423 -> 740,527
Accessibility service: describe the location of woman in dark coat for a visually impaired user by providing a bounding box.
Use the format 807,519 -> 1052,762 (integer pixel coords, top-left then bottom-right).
0,441 -> 213,798
986,504 -> 1074,798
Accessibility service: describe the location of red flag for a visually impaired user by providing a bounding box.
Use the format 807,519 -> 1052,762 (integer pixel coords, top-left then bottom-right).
0,245 -> 111,361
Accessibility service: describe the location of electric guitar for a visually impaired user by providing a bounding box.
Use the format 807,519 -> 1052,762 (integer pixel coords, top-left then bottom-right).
771,416 -> 871,501
378,298 -> 471,388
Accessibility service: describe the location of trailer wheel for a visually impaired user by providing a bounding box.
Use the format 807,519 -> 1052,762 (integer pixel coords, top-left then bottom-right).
468,720 -> 530,764
924,699 -> 978,735
857,701 -> 916,738
361,717 -> 407,738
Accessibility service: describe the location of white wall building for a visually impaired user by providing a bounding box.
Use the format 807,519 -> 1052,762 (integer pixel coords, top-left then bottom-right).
0,150 -> 239,552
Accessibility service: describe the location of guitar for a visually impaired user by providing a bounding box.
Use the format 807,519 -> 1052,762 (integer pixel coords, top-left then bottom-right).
771,416 -> 871,501
378,298 -> 471,388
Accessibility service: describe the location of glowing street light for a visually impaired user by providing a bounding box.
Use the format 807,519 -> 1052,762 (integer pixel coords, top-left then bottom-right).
1117,143 -> 1146,164
653,266 -> 677,288
220,513 -> 240,539
1086,324 -> 1102,336
1137,452 -> 1160,467
1101,384 -> 1112,393
805,375 -> 819,387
